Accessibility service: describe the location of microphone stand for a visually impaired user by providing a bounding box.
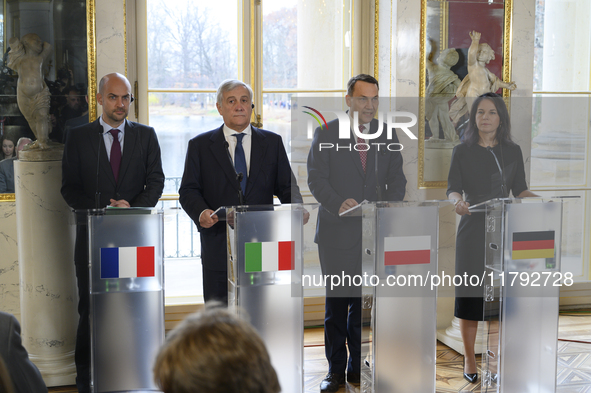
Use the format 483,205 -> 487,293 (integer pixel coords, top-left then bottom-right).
95,129 -> 103,209
487,146 -> 507,197
375,147 -> 383,201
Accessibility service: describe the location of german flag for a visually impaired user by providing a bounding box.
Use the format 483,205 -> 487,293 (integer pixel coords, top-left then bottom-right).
512,231 -> 555,260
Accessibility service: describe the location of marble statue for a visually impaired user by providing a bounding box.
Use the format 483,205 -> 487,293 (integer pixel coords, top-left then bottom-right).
8,34 -> 52,150
449,31 -> 516,124
425,41 -> 461,143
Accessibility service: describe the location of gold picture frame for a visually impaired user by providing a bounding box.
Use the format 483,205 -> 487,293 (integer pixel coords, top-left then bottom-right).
418,0 -> 513,189
0,0 -> 96,201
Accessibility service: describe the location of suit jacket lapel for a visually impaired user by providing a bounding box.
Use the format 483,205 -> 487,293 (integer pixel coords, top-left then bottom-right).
247,127 -> 268,196
90,119 -> 116,187
209,126 -> 242,191
118,121 -> 136,186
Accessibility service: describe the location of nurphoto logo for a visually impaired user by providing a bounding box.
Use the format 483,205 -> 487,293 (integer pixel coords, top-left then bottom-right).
303,106 -> 418,152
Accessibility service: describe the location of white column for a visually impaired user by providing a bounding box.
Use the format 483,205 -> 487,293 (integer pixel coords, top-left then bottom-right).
15,159 -> 78,387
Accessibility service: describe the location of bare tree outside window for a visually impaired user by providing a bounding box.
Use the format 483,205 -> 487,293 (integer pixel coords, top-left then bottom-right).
148,0 -> 237,106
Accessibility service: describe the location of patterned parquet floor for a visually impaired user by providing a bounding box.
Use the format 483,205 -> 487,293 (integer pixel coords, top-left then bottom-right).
49,314 -> 591,393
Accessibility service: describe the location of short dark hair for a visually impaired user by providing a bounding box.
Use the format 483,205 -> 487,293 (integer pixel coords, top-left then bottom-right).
347,74 -> 379,96
463,92 -> 513,147
153,303 -> 281,393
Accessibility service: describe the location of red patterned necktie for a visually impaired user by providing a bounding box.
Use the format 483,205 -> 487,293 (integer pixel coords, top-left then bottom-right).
357,125 -> 367,172
109,129 -> 122,182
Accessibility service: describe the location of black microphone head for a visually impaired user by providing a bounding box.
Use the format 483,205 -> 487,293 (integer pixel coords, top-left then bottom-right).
224,141 -> 229,148
237,173 -> 244,182
486,146 -> 492,152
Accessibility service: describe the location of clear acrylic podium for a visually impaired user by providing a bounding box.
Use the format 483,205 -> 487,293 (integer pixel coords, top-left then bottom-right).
360,201 -> 447,393
225,204 -> 309,393
88,208 -> 164,392
480,198 -> 564,392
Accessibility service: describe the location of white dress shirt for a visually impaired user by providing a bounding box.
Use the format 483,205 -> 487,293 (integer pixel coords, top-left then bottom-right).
198,124 -> 253,222
223,124 -> 252,175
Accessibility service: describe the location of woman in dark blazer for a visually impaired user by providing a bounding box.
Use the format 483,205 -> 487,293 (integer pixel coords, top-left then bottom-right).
447,93 -> 537,383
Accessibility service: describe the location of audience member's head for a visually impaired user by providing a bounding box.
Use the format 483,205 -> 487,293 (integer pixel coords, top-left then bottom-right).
1,135 -> 16,160
65,86 -> 82,110
16,138 -> 33,159
154,303 -> 281,393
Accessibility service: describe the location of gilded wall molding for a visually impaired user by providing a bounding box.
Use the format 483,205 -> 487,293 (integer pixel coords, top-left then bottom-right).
373,0 -> 378,78
124,0 -> 127,78
503,0 -> 513,98
0,194 -> 16,202
87,0 -> 97,121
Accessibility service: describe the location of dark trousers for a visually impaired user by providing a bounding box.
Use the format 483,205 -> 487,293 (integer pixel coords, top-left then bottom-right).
202,265 -> 228,304
74,221 -> 90,393
318,242 -> 362,375
324,296 -> 362,375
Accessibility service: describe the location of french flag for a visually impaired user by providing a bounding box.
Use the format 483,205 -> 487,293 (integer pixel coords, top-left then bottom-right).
100,246 -> 155,279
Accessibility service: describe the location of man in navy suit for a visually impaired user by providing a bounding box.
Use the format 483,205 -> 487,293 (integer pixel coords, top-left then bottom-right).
179,79 -> 303,303
0,312 -> 47,393
307,74 -> 406,392
61,72 -> 164,393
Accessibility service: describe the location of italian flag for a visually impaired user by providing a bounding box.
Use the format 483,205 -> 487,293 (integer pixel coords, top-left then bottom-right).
384,236 -> 431,266
100,246 -> 155,279
244,241 -> 295,272
512,230 -> 555,260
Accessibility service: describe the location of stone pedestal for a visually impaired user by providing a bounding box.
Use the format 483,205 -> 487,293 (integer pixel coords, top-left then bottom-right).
0,198 -> 20,320
423,141 -> 456,183
15,160 -> 78,387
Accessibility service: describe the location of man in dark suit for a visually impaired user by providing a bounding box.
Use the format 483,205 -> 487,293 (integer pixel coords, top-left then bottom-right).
307,74 -> 406,392
179,79 -> 302,303
0,312 -> 47,393
61,72 -> 164,393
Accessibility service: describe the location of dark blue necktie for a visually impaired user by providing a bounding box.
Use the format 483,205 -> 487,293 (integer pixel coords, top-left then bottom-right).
233,133 -> 247,193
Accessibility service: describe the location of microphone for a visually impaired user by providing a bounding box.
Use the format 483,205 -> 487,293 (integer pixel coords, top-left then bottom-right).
487,146 -> 507,197
223,141 -> 245,205
95,128 -> 103,209
375,145 -> 382,201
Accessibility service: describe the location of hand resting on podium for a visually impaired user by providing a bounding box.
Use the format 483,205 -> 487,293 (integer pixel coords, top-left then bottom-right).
109,198 -> 131,208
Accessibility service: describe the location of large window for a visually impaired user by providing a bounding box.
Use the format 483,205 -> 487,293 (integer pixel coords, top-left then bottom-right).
144,0 -> 354,301
532,0 -> 591,281
147,0 -> 238,195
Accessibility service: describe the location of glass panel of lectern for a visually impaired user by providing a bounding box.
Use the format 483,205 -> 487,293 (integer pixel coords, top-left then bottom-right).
88,208 -> 164,392
360,201 -> 448,393
225,204 -> 313,393
481,198 -> 566,392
